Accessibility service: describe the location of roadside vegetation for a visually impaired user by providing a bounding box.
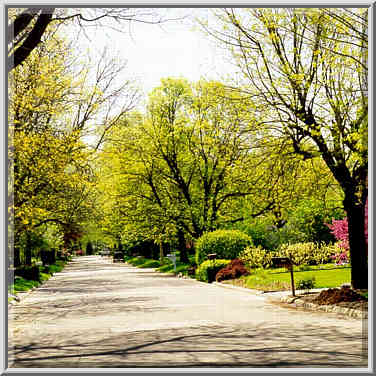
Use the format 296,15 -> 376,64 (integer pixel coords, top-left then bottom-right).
9,259 -> 69,302
9,8 -> 368,302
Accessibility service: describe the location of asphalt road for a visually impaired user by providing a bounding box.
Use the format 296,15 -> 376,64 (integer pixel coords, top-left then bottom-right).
8,255 -> 368,369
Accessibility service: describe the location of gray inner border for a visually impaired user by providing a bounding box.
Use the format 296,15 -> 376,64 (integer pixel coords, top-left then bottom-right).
2,2 -> 374,375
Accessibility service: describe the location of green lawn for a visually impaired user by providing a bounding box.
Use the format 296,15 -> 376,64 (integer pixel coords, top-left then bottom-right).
228,265 -> 351,291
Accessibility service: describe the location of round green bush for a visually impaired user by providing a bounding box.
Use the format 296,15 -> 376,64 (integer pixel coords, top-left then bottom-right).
195,259 -> 231,283
195,229 -> 253,265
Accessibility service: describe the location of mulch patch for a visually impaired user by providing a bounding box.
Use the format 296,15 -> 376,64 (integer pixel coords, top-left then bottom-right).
297,287 -> 368,312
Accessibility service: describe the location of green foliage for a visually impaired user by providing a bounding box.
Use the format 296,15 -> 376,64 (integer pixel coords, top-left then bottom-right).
233,197 -> 343,251
11,277 -> 40,292
275,242 -> 335,266
195,230 -> 253,265
127,257 -> 147,266
195,259 -> 231,283
239,245 -> 273,269
289,199 -> 343,244
296,277 -> 316,291
157,261 -> 191,275
44,261 -> 65,274
138,260 -> 161,268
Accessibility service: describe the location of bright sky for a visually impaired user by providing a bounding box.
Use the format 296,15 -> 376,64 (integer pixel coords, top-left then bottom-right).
66,8 -> 239,97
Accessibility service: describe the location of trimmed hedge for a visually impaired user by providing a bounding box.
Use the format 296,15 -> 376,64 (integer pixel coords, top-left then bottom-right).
195,230 -> 253,265
195,259 -> 231,283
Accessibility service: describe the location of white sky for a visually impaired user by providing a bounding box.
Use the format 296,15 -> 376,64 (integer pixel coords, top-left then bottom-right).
64,8 -> 239,98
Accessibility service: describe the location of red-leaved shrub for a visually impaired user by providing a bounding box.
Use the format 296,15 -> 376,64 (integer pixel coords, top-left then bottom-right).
215,258 -> 249,282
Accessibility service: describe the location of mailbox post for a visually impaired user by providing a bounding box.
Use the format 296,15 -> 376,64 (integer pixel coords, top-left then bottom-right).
167,253 -> 177,273
272,257 -> 295,297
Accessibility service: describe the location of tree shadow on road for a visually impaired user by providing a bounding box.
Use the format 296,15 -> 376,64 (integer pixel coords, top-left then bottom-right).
9,322 -> 368,368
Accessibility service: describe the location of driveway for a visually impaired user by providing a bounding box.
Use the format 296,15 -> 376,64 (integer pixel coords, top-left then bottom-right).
8,256 -> 368,368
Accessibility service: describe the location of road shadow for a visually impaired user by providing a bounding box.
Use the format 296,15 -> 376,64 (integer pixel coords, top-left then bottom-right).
9,322 -> 368,368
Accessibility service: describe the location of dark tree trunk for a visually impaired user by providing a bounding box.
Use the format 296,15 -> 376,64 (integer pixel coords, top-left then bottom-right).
345,200 -> 368,290
177,228 -> 189,263
25,232 -> 32,266
14,245 -> 21,268
8,8 -> 55,71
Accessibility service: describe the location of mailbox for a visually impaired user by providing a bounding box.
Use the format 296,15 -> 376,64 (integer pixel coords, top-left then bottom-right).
167,253 -> 177,272
271,257 -> 291,269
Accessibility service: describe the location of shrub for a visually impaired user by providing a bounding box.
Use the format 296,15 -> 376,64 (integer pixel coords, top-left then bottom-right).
215,259 -> 250,282
41,249 -> 56,266
11,277 -> 40,292
329,244 -> 350,265
57,249 -> 71,261
86,241 -> 94,255
275,242 -> 316,266
128,256 -> 147,266
239,245 -> 273,269
296,277 -> 316,292
195,230 -> 253,265
275,242 -> 334,266
195,259 -> 231,283
139,260 -> 161,268
42,261 -> 65,275
15,265 -> 41,282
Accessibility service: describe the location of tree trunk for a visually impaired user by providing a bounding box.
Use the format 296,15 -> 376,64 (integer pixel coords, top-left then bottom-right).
25,232 -> 32,266
177,228 -> 189,263
345,201 -> 368,289
14,245 -> 21,268
159,242 -> 164,261
8,8 -> 55,71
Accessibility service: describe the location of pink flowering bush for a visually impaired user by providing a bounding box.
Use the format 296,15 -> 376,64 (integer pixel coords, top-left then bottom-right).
326,198 -> 368,264
330,249 -> 350,265
327,219 -> 349,251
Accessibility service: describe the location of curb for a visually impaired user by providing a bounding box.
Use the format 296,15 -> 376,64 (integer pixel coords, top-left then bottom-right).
266,294 -> 367,319
212,282 -> 367,320
212,282 -> 263,295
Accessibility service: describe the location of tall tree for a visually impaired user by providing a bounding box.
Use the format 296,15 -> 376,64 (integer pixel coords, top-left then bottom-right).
98,78 -> 300,260
204,8 -> 368,288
